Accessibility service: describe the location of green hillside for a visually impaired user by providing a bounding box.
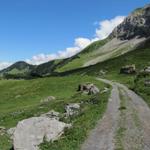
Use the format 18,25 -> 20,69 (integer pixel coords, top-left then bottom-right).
69,40 -> 150,106
0,61 -> 35,79
55,39 -> 108,72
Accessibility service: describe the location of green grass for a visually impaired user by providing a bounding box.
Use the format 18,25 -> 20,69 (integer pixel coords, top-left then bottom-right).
7,68 -> 28,74
0,75 -> 110,150
134,75 -> 150,106
115,89 -> 127,150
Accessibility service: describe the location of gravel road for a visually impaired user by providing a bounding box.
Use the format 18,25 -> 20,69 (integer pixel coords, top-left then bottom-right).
81,78 -> 150,150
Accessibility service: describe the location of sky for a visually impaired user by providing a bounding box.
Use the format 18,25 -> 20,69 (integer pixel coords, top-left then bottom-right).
0,0 -> 150,69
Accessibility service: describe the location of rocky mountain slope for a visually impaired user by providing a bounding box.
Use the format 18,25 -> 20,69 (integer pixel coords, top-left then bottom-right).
110,4 -> 150,40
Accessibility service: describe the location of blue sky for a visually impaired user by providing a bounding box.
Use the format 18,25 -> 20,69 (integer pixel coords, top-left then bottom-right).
0,0 -> 149,68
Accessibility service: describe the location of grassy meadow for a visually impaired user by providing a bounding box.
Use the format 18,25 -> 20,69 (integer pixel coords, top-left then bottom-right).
0,75 -> 110,150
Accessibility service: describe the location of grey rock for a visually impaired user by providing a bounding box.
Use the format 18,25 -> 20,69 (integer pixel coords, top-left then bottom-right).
65,103 -> 80,117
13,117 -> 71,150
120,64 -> 136,74
144,66 -> 150,73
78,83 -> 100,95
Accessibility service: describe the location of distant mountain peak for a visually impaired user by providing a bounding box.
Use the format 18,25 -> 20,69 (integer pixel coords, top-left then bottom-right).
110,4 -> 150,40
0,61 -> 35,78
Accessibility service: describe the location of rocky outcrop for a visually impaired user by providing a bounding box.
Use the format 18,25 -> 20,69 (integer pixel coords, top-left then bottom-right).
13,117 -> 71,150
78,83 -> 100,95
120,65 -> 136,74
110,4 -> 150,40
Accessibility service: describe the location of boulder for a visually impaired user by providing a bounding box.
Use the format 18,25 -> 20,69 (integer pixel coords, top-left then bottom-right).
12,117 -> 71,150
65,103 -> 80,117
120,64 -> 136,74
78,83 -> 100,95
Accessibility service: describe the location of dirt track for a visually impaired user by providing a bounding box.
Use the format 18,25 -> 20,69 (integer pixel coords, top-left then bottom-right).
81,78 -> 150,150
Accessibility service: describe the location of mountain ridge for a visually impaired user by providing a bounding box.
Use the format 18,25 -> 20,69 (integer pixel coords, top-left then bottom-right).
1,3 -> 150,78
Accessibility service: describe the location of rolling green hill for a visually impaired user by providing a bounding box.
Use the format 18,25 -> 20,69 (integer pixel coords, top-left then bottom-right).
0,61 -> 35,79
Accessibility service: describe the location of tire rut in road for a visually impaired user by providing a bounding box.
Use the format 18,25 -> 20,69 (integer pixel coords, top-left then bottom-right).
115,88 -> 144,150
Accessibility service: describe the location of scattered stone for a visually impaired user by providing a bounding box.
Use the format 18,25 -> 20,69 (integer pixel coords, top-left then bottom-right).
65,103 -> 80,117
144,80 -> 150,86
40,96 -> 56,103
78,83 -> 100,95
144,66 -> 150,73
99,70 -> 107,75
13,117 -> 71,150
41,110 -> 60,120
120,64 -> 136,74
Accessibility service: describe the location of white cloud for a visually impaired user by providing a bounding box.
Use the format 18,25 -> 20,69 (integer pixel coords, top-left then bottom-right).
75,38 -> 91,49
96,16 -> 125,39
0,62 -> 12,71
1,16 -> 126,68
26,53 -> 57,65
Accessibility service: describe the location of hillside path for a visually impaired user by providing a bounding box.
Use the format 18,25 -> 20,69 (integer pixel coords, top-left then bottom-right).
81,78 -> 150,150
